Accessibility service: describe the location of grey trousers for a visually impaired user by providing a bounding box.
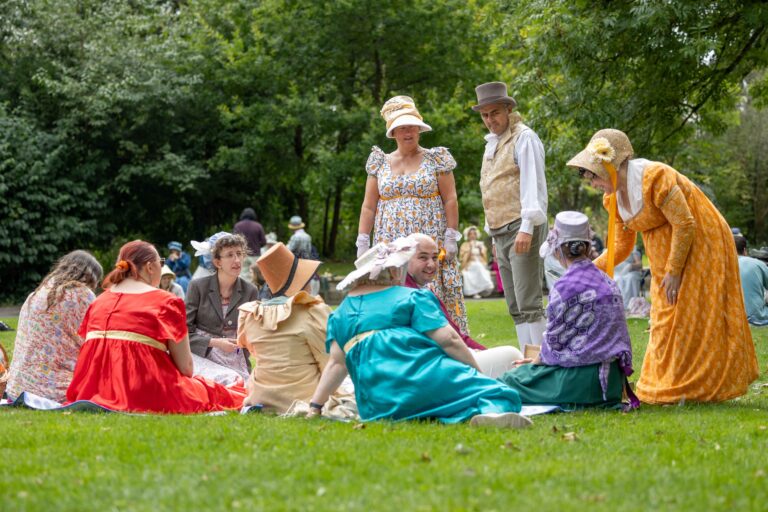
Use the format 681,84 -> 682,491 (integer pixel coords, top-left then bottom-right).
491,219 -> 546,324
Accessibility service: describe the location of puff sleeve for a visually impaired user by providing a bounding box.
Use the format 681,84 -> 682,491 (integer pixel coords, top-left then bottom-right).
366,146 -> 386,178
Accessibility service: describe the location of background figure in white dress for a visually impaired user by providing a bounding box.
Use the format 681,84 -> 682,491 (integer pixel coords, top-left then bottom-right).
614,246 -> 644,309
460,226 -> 495,298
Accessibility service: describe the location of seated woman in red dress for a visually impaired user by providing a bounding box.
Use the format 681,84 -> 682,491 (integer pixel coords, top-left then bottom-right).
66,240 -> 246,413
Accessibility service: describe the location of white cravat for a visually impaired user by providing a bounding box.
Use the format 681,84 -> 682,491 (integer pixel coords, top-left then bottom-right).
484,133 -> 500,160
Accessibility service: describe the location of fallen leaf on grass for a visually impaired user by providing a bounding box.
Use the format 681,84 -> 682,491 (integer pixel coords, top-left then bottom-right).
551,425 -> 559,433
562,432 -> 578,442
454,443 -> 471,455
714,443 -> 721,451
582,494 -> 606,503
476,333 -> 486,339
463,467 -> 476,477
500,441 -> 521,451
353,423 -> 366,430
316,487 -> 327,497
420,452 -> 431,463
755,469 -> 766,478
758,426 -> 767,431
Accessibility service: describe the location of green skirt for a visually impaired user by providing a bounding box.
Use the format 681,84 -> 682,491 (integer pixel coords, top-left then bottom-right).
498,361 -> 623,409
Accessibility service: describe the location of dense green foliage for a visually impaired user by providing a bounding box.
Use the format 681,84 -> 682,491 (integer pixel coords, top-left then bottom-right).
2,301 -> 767,511
1,0 -> 767,299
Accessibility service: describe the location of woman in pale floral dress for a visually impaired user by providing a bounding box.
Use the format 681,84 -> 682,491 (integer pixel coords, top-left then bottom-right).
7,251 -> 103,402
356,95 -> 468,333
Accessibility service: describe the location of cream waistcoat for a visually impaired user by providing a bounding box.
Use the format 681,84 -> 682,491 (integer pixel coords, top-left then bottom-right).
480,123 -> 529,229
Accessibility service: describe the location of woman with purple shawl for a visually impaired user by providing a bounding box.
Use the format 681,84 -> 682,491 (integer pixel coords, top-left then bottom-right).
499,211 -> 638,409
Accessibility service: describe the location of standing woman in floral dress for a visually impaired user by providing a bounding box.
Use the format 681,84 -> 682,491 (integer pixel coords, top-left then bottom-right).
356,95 -> 468,333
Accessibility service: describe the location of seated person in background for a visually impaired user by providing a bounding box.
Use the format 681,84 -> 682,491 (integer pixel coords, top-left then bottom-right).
237,243 -> 351,414
166,241 -> 192,292
261,232 -> 278,256
7,251 -> 103,402
543,252 -> 566,292
499,212 -> 637,409
459,226 -> 495,298
186,234 -> 258,384
614,246 -> 644,310
66,240 -> 246,413
735,235 -> 768,326
159,264 -> 185,300
249,261 -> 273,301
309,237 -> 531,428
406,233 -> 523,378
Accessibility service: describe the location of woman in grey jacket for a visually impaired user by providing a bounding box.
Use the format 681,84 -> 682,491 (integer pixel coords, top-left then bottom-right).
185,233 -> 258,383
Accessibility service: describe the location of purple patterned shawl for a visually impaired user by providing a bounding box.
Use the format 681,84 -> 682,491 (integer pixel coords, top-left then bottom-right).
540,258 -> 633,399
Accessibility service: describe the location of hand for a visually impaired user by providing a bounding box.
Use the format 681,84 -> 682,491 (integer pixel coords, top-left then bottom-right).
444,228 -> 461,262
356,233 -> 370,258
660,272 -> 682,306
512,358 -> 534,367
514,232 -> 533,254
211,338 -> 238,353
168,251 -> 180,262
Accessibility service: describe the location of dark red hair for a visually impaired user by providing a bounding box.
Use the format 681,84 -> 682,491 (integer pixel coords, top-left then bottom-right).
102,240 -> 159,288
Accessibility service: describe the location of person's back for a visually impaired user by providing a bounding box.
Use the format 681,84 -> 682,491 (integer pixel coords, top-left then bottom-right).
234,208 -> 266,255
737,255 -> 768,325
7,284 -> 94,402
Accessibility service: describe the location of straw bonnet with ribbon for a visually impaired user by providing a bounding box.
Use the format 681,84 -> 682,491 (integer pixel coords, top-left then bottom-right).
257,242 -> 321,297
336,236 -> 419,291
539,211 -> 594,259
566,129 -> 634,278
380,95 -> 432,139
463,225 -> 480,240
160,265 -> 176,279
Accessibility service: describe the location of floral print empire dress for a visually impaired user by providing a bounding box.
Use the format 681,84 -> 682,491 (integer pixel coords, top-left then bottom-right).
366,145 -> 468,333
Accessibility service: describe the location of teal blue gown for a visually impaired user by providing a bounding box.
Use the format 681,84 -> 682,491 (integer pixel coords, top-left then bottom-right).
327,287 -> 522,423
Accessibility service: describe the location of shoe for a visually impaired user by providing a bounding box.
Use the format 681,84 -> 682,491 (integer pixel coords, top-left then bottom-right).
472,294 -> 481,299
469,412 -> 532,429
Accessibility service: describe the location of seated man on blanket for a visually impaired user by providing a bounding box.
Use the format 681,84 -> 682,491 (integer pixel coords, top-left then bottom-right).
498,211 -> 638,409
405,233 -> 523,378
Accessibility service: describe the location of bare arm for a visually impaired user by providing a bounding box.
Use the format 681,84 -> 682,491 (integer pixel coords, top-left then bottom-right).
425,325 -> 480,371
358,176 -> 380,236
437,172 -> 459,231
168,335 -> 194,377
309,341 -> 348,408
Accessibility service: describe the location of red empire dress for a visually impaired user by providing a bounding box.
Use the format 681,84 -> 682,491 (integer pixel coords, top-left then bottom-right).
66,289 -> 246,413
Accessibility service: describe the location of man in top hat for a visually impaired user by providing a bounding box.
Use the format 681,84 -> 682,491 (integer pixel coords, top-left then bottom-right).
472,81 -> 548,348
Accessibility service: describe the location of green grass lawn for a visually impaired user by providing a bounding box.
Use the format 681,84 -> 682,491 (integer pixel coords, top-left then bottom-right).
1,302 -> 767,511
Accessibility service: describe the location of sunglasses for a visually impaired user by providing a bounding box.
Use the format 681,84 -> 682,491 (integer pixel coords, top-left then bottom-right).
578,168 -> 597,180
159,258 -> 166,266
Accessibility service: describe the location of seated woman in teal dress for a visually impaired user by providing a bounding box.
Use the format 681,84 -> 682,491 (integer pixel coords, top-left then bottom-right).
308,237 -> 530,428
499,211 -> 638,410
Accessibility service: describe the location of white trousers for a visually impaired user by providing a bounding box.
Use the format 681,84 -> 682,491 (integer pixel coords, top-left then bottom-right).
474,345 -> 524,378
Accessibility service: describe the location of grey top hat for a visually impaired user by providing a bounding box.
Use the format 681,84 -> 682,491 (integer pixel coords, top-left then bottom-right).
472,82 -> 517,111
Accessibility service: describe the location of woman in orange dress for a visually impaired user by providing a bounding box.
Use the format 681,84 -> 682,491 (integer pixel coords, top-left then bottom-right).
66,240 -> 246,413
566,129 -> 758,403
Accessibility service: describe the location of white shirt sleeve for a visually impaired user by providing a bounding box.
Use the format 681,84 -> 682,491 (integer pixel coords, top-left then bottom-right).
514,129 -> 548,234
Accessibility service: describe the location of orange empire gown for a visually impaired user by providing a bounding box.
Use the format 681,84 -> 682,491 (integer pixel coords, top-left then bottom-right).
67,289 -> 246,413
595,162 -> 758,403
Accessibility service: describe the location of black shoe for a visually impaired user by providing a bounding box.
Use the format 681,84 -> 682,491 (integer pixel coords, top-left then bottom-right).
0,321 -> 13,331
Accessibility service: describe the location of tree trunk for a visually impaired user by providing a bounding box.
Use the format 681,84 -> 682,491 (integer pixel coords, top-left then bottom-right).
321,190 -> 331,256
328,180 -> 343,258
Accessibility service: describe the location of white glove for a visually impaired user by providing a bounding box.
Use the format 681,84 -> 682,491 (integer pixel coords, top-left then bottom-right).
444,228 -> 462,262
356,233 -> 370,258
